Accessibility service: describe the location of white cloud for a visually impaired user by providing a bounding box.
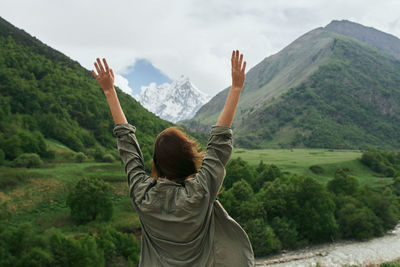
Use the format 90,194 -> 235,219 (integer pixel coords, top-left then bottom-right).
1,0 -> 399,96
114,74 -> 133,95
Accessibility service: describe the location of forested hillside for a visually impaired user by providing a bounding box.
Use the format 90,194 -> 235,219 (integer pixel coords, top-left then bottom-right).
0,16 -> 171,164
238,36 -> 400,149
182,21 -> 400,150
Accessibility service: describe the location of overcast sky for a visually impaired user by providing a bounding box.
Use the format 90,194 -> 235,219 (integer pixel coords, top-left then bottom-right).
1,0 -> 400,96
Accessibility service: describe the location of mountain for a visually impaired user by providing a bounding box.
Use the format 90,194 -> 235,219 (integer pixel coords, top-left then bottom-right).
0,16 -> 171,163
135,75 -> 209,123
325,20 -> 400,60
181,20 -> 400,149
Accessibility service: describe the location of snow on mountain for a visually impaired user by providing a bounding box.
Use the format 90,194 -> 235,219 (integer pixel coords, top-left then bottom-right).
134,75 -> 209,123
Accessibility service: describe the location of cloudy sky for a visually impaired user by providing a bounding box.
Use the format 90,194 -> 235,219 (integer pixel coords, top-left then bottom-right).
1,0 -> 400,96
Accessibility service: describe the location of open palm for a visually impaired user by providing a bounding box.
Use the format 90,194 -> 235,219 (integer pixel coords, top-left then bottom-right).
231,50 -> 246,90
91,58 -> 114,95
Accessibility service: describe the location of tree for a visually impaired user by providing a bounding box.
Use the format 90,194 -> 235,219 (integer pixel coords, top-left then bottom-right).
327,169 -> 359,196
12,153 -> 43,168
254,164 -> 282,190
224,157 -> 255,189
243,219 -> 281,256
219,179 -> 265,225
67,177 -> 114,223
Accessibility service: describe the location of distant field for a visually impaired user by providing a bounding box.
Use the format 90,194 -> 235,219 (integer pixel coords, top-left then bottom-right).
232,148 -> 392,186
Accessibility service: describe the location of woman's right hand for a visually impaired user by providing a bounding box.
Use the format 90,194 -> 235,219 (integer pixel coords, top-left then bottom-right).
91,58 -> 115,95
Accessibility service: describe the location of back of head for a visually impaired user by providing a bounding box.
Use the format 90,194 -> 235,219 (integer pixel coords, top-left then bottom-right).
152,127 -> 203,183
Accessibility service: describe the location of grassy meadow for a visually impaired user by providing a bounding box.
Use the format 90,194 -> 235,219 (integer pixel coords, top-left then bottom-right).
232,148 -> 392,187
0,138 -> 140,237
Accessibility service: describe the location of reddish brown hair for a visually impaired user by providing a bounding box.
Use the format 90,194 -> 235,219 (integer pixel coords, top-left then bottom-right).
151,127 -> 204,183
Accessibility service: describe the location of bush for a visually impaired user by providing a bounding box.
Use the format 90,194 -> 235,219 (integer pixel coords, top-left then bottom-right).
49,230 -> 104,266
224,158 -> 255,189
67,177 -> 114,223
74,152 -> 87,163
309,165 -> 324,174
381,259 -> 400,267
327,169 -> 359,196
0,149 -> 4,165
243,219 -> 281,256
12,153 -> 43,168
254,164 -> 282,190
95,226 -> 140,265
361,149 -> 400,177
0,222 -> 139,267
337,204 -> 383,240
271,217 -> 300,248
102,153 -> 114,163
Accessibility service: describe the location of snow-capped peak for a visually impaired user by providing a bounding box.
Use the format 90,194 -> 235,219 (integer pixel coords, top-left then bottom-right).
134,76 -> 210,123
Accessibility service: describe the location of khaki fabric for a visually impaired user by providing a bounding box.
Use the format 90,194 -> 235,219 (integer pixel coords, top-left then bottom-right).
113,124 -> 255,267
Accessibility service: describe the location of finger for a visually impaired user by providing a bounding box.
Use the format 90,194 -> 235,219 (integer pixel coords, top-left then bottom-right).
91,70 -> 98,78
94,62 -> 101,74
241,61 -> 247,73
233,50 -> 238,68
97,58 -> 105,73
231,50 -> 235,66
110,68 -> 114,78
239,54 -> 243,68
103,58 -> 110,72
235,50 -> 239,64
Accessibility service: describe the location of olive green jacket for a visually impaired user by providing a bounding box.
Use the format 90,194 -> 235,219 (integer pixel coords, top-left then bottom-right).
113,123 -> 255,267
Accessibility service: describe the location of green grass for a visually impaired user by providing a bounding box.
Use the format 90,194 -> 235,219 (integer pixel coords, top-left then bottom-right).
0,160 -> 139,238
232,148 -> 393,186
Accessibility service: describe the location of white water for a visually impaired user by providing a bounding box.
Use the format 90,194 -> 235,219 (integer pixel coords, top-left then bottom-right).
256,224 -> 400,267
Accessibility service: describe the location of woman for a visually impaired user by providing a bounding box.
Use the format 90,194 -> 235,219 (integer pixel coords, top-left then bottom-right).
91,50 -> 254,266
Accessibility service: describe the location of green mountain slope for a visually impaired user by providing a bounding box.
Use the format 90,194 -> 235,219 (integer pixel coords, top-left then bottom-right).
0,16 -> 171,162
182,28 -> 336,130
182,21 -> 400,149
241,37 -> 400,149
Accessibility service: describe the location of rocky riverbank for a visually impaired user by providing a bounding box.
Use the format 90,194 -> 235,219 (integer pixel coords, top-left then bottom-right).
256,224 -> 400,267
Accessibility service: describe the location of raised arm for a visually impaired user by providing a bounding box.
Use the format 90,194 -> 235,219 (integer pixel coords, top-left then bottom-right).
217,50 -> 246,127
91,58 -> 127,125
92,58 -> 154,207
194,50 -> 246,200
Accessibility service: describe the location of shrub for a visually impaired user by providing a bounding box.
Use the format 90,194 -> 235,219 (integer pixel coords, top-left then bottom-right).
337,204 -> 383,240
67,177 -> 114,223
243,219 -> 281,256
18,247 -> 54,266
49,230 -> 104,267
271,217 -> 300,248
0,149 -> 4,165
381,259 -> 400,267
95,226 -> 140,265
254,164 -> 282,190
327,169 -> 359,196
74,152 -> 87,163
309,165 -> 324,174
224,158 -> 255,189
12,153 -> 43,168
102,153 -> 114,163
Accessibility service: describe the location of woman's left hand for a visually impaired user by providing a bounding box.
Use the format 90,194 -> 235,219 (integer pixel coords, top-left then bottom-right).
91,58 -> 115,95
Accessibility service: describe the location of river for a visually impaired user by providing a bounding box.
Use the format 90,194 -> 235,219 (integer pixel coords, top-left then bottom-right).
255,224 -> 400,267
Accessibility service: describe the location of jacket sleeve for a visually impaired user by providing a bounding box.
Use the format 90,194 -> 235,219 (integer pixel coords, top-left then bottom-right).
196,125 -> 233,201
113,123 -> 155,206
